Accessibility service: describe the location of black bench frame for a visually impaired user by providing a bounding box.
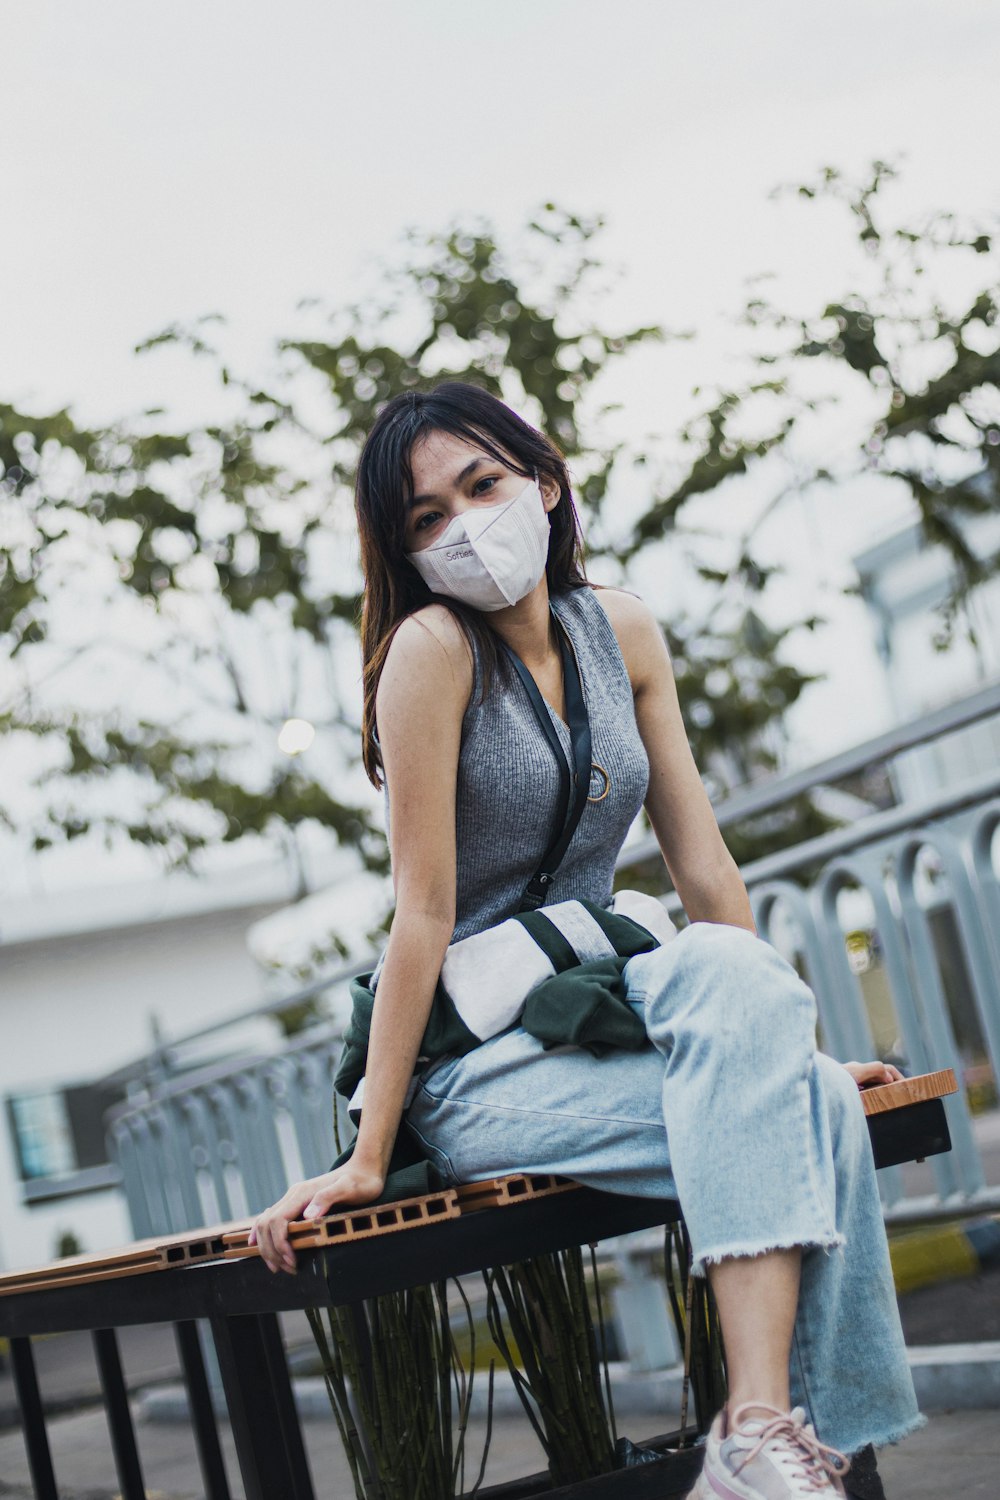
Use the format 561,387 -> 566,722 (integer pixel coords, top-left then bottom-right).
1,1187 -> 694,1500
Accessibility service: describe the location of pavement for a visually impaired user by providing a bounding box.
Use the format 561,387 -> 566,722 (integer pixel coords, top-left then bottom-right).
0,1385 -> 996,1498
0,1357 -> 997,1499
2,1267 -> 1000,1499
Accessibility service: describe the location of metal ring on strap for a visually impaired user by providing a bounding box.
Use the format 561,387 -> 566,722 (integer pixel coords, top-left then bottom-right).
588,763 -> 611,803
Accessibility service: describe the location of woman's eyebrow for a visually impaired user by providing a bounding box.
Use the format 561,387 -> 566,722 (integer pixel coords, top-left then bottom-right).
407,457 -> 487,509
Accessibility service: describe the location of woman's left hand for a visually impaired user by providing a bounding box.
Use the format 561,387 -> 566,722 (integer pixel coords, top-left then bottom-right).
842,1060 -> 904,1089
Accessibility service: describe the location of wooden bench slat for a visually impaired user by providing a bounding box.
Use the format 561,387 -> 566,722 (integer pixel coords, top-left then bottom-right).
860,1068 -> 957,1116
222,1184 -> 462,1257
454,1172 -> 578,1213
0,1222 -> 241,1296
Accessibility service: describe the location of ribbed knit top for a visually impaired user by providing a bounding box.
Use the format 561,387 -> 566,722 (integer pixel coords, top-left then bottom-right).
382,586 -> 649,942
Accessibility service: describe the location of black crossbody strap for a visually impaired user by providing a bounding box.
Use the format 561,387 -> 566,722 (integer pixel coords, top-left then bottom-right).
503,613 -> 593,912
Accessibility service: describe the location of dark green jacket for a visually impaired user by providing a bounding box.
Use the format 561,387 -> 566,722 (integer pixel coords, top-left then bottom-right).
332,903 -> 659,1202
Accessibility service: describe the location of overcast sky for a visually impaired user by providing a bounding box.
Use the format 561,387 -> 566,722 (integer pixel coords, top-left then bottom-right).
6,1 -> 999,421
3,0 -> 1000,897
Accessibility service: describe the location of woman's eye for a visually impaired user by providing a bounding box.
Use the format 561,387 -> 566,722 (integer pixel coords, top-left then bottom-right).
410,477 -> 501,537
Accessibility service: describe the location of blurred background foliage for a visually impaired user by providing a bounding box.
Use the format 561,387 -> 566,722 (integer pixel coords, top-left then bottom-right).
1,160 -> 998,893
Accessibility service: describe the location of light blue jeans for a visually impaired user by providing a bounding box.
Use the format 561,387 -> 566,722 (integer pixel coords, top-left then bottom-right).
405,921 -> 923,1455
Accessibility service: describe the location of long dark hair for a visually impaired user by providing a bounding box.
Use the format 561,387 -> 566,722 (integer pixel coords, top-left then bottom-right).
355,382 -> 588,787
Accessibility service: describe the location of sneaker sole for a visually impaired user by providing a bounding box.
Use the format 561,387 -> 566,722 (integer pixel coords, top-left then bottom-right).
690,1460 -> 846,1499
688,1466 -> 754,1500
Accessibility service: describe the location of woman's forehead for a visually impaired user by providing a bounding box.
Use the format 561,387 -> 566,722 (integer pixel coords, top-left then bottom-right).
408,429 -> 513,493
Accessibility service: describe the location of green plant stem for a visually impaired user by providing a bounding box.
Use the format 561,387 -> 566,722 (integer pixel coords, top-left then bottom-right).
308,1269 -> 491,1500
485,1249 -> 616,1486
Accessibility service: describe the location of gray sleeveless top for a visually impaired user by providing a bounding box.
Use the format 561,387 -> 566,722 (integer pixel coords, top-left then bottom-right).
391,586 -> 649,941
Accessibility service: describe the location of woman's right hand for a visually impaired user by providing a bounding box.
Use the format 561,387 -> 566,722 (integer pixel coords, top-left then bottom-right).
248,1161 -> 386,1274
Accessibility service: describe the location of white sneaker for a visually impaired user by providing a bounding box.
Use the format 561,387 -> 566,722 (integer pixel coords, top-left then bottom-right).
689,1402 -> 850,1498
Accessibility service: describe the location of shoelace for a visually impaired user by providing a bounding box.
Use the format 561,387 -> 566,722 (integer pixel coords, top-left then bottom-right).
728,1404 -> 851,1493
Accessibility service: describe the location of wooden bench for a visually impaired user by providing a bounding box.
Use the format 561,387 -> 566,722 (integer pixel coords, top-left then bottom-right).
0,1070 -> 958,1500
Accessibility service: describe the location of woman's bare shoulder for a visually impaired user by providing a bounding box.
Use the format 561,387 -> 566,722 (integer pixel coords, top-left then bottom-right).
589,586 -> 667,684
379,605 -> 474,710
590,584 -> 658,630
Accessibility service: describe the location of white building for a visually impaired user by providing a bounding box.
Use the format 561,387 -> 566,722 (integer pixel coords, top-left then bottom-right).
854,509 -> 1000,799
0,855 -> 329,1271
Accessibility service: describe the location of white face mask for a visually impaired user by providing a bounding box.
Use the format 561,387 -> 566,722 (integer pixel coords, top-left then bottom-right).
406,477 -> 551,611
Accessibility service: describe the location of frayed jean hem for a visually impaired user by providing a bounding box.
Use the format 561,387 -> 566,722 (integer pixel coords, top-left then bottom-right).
837,1409 -> 928,1460
691,1231 -> 846,1281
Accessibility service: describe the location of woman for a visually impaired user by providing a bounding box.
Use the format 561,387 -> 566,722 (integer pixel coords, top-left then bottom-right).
250,382 -> 922,1500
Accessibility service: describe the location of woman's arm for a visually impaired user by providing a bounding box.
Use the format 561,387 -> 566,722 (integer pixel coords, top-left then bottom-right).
349,607 -> 470,1179
596,589 -> 899,1088
250,605 -> 471,1272
595,588 -> 754,931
